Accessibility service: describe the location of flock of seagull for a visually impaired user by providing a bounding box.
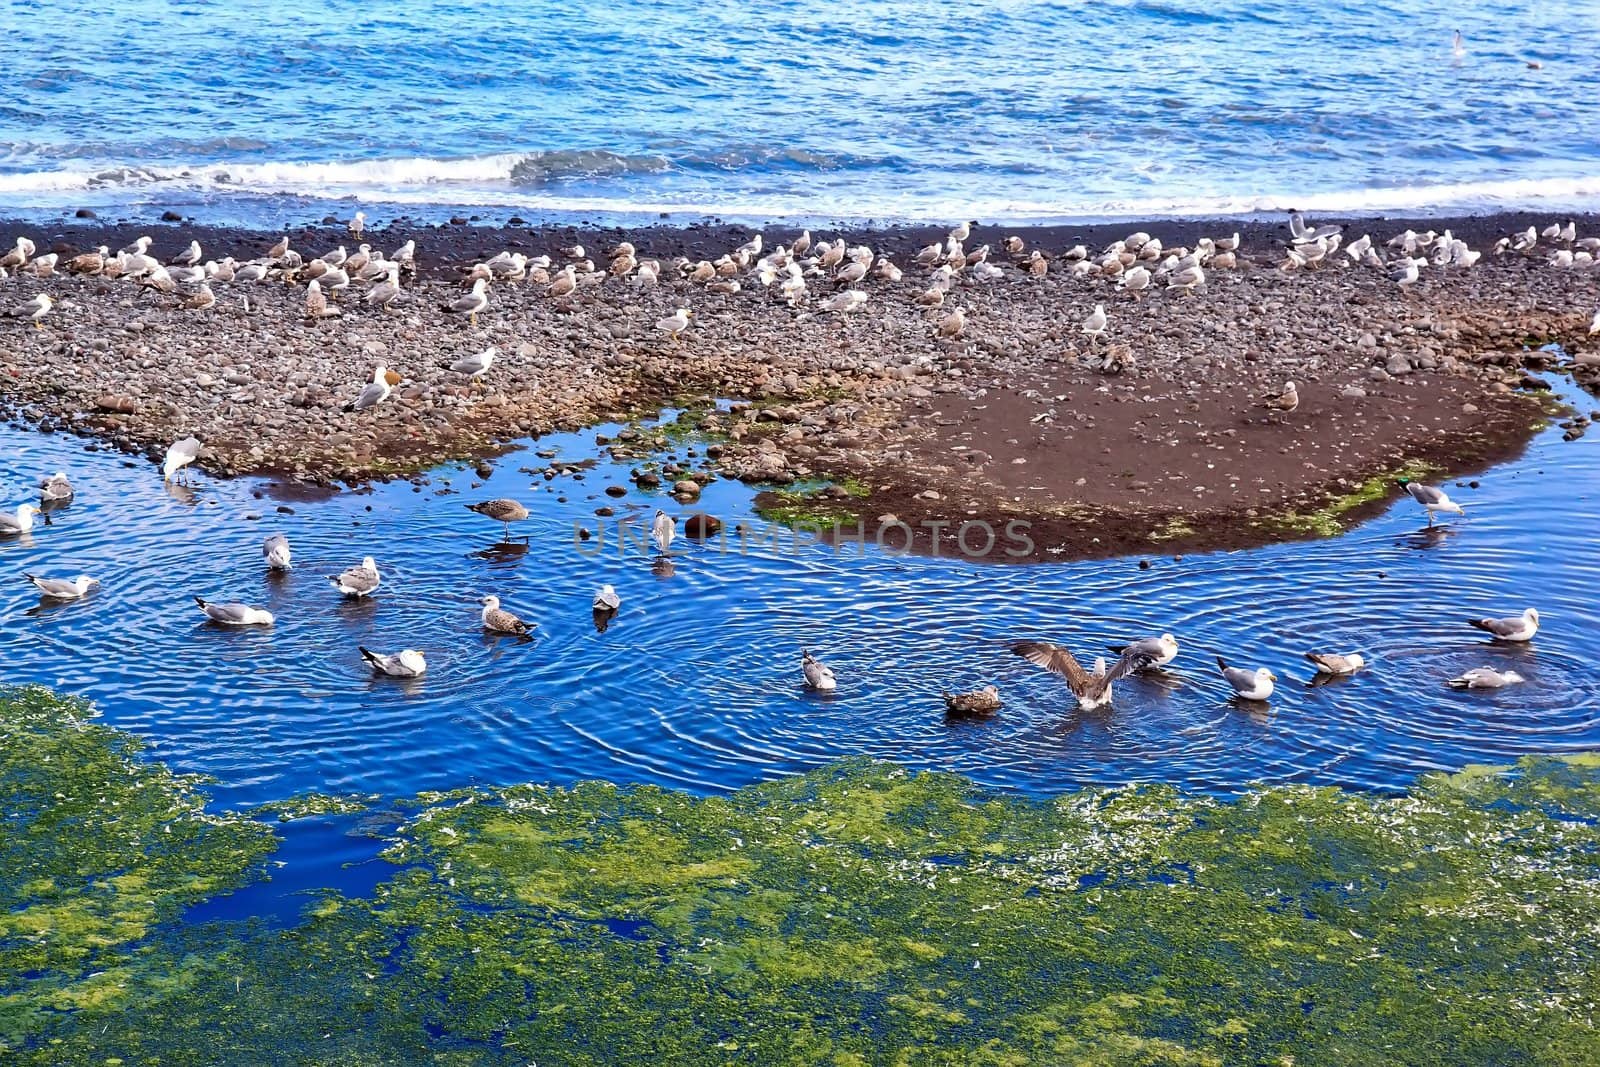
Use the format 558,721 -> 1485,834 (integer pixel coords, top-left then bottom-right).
2,438 -> 1541,711
0,210 -> 1581,716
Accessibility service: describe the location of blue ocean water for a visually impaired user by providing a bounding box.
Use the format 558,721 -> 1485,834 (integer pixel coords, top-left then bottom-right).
3,0 -> 1599,225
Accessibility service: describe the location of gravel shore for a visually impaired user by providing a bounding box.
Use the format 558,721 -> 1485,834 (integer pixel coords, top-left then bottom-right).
2,212 -> 1596,560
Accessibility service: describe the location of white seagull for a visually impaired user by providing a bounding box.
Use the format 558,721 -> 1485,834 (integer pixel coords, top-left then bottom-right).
360,646 -> 428,679
447,278 -> 489,326
194,597 -> 274,626
25,574 -> 99,600
263,533 -> 293,570
657,307 -> 692,341
450,346 -> 497,380
593,584 -> 621,612
1447,666 -> 1525,689
162,436 -> 202,483
1082,303 -> 1108,342
0,504 -> 41,535
343,363 -> 394,413
651,509 -> 675,553
1305,652 -> 1366,676
38,472 -> 74,504
328,557 -> 381,597
1404,481 -> 1465,525
802,648 -> 837,691
1217,656 -> 1275,701
1467,607 -> 1539,643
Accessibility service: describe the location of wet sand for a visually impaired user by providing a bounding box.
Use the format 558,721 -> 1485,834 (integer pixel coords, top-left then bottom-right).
2,211 -> 1596,561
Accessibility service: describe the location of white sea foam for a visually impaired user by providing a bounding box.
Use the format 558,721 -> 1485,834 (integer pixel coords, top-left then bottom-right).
3,155 -> 1598,223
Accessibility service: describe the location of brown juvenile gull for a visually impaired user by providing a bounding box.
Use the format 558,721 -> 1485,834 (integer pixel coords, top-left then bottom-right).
1258,380 -> 1299,418
327,556 -> 381,597
0,237 -> 34,271
25,574 -> 100,600
360,646 -> 427,678
1467,607 -> 1539,643
1403,481 -> 1464,526
1447,666 -> 1525,689
184,283 -> 216,311
480,594 -> 533,636
194,596 -> 274,626
943,685 -> 1002,718
305,278 -> 340,319
1305,651 -> 1366,676
1011,642 -> 1153,710
935,307 -> 966,338
802,648 -> 837,691
266,234 -> 290,260
68,246 -> 108,274
465,498 -> 530,541
162,436 -> 202,483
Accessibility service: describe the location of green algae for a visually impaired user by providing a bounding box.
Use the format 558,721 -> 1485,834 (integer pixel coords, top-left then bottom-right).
6,687 -> 1600,1065
1260,459 -> 1438,538
255,792 -> 371,821
755,477 -> 872,528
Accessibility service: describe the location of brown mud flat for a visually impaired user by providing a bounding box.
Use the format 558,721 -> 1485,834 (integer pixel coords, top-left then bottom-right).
1,212 -> 1596,562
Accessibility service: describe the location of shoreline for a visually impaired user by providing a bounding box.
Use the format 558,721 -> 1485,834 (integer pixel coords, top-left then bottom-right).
2,211 -> 1596,561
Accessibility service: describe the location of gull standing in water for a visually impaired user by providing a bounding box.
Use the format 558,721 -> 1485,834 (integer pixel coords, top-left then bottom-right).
651,509 -> 675,553
802,649 -> 837,691
1305,652 -> 1365,676
1447,666 -> 1524,689
1217,657 -> 1275,701
163,436 -> 202,483
25,574 -> 99,600
38,472 -> 74,505
1404,481 -> 1465,525
1467,607 -> 1539,643
465,498 -> 530,542
328,557 -> 381,597
480,594 -> 533,636
0,504 -> 41,535
360,646 -> 427,678
1011,641 -> 1152,710
262,533 -> 293,571
194,597 -> 274,626
1107,633 -> 1179,669
447,278 -> 489,326
943,685 -> 1002,717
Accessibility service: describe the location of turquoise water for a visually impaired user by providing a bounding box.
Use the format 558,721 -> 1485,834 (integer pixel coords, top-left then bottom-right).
4,0 -> 1599,224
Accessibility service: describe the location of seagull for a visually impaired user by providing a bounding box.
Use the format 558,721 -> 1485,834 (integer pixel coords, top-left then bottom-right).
360,646 -> 428,679
1166,263 -> 1205,295
802,648 -> 837,691
1259,380 -> 1299,417
651,509 -> 675,553
593,583 -> 621,612
328,557 -> 381,597
936,307 -> 966,338
119,235 -> 152,256
0,236 -> 34,271
447,278 -> 489,326
0,503 -> 41,535
1589,308 -> 1600,335
194,597 -> 274,626
1107,633 -> 1179,669
38,472 -> 73,504
480,594 -> 533,636
8,293 -> 53,328
1120,266 -> 1152,295
943,685 -> 1002,718
1403,481 -> 1465,525
657,307 -> 692,341
465,498 -> 530,541
1390,257 -> 1421,288
25,574 -> 98,600
349,211 -> 366,240
1447,666 -> 1525,689
1082,303 -> 1108,342
162,436 -> 202,483
184,284 -> 216,311
1305,652 -> 1365,676
1467,607 -> 1539,643
343,363 -> 394,413
366,266 -> 402,310
168,239 -> 202,267
1452,29 -> 1466,57
819,290 -> 867,315
450,346 -> 497,381
1011,641 -> 1152,710
1217,656 -> 1275,701
262,533 -> 292,571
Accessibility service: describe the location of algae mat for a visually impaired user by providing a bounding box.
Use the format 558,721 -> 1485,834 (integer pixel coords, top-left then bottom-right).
3,685 -> 1598,1065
